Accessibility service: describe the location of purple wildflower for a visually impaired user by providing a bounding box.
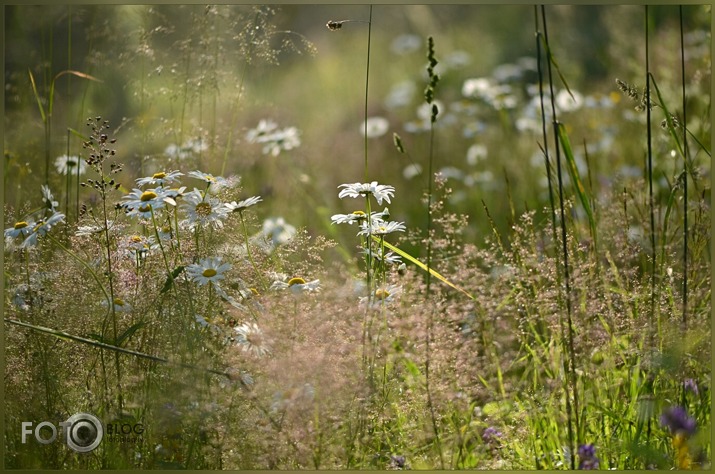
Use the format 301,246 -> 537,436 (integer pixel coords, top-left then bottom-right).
577,444 -> 599,470
683,378 -> 699,396
389,455 -> 407,470
482,426 -> 503,444
660,406 -> 697,437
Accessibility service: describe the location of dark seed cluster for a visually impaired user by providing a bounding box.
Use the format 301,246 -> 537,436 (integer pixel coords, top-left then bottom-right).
81,117 -> 123,196
424,36 -> 440,123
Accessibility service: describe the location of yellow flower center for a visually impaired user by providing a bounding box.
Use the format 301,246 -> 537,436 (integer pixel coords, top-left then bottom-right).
161,225 -> 172,234
203,268 -> 218,278
152,172 -> 167,179
375,289 -> 391,300
130,235 -> 143,243
249,287 -> 260,296
195,202 -> 212,217
14,221 -> 28,229
113,298 -> 125,306
67,160 -> 77,167
288,277 -> 306,286
351,210 -> 366,217
140,191 -> 158,202
139,204 -> 152,212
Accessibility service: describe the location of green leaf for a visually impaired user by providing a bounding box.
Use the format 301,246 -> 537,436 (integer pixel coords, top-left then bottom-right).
67,127 -> 89,141
161,266 -> 185,293
403,358 -> 422,378
557,123 -> 597,247
373,236 -> 475,301
116,322 -> 146,347
87,333 -> 105,343
540,37 -> 575,101
28,69 -> 47,123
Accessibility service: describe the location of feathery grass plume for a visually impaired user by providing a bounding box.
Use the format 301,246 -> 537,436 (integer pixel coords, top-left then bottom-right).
82,116 -> 128,412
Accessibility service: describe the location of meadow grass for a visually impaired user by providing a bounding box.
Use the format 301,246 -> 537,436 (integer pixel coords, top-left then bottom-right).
3,4 -> 711,470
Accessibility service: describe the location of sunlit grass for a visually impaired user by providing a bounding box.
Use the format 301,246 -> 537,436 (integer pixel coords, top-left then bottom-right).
3,4 -> 711,470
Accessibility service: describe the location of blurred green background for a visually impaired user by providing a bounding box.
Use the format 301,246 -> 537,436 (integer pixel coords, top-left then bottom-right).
4,4 -> 711,253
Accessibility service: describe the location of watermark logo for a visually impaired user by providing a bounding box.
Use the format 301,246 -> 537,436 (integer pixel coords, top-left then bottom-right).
21,413 -> 104,453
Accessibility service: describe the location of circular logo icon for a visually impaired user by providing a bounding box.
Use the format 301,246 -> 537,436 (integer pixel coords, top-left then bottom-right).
64,413 -> 103,453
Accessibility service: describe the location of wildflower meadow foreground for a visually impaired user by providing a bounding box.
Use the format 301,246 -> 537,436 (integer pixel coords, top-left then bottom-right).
3,4 -> 711,470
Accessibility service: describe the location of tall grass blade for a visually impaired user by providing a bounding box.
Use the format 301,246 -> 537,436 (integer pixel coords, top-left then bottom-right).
679,5 -> 689,329
557,123 -> 597,247
28,69 -> 47,123
645,6 -> 658,358
541,5 -> 578,464
49,70 -> 102,117
538,35 -> 575,101
5,318 -> 235,379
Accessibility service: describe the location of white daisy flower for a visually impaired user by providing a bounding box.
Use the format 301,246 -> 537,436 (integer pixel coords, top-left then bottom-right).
21,211 -> 65,248
270,276 -> 321,294
360,116 -> 390,138
122,187 -> 174,219
136,170 -> 183,187
209,175 -> 240,194
213,284 -> 246,310
121,234 -> 156,259
187,170 -> 227,187
402,163 -> 422,180
362,247 -> 402,265
555,89 -> 583,113
246,119 -> 278,143
54,155 -> 87,175
462,77 -> 493,99
5,220 -> 36,240
11,284 -> 32,311
247,120 -> 301,156
330,211 -> 368,225
75,220 -> 119,237
102,297 -> 132,312
338,181 -> 395,206
164,138 -> 207,160
186,257 -> 231,285
262,217 -> 296,247
261,127 -> 301,156
195,314 -> 222,333
156,223 -> 174,241
225,196 -> 262,213
359,284 -> 402,307
357,220 -> 406,236
162,186 -> 187,200
185,138 -> 208,154
466,144 -> 488,166
180,189 -> 229,230
331,209 -> 389,226
41,185 -> 59,212
164,143 -> 185,160
234,322 -> 270,357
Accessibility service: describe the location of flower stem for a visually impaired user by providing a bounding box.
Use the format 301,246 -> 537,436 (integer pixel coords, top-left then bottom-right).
240,211 -> 268,291
363,5 -> 373,182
